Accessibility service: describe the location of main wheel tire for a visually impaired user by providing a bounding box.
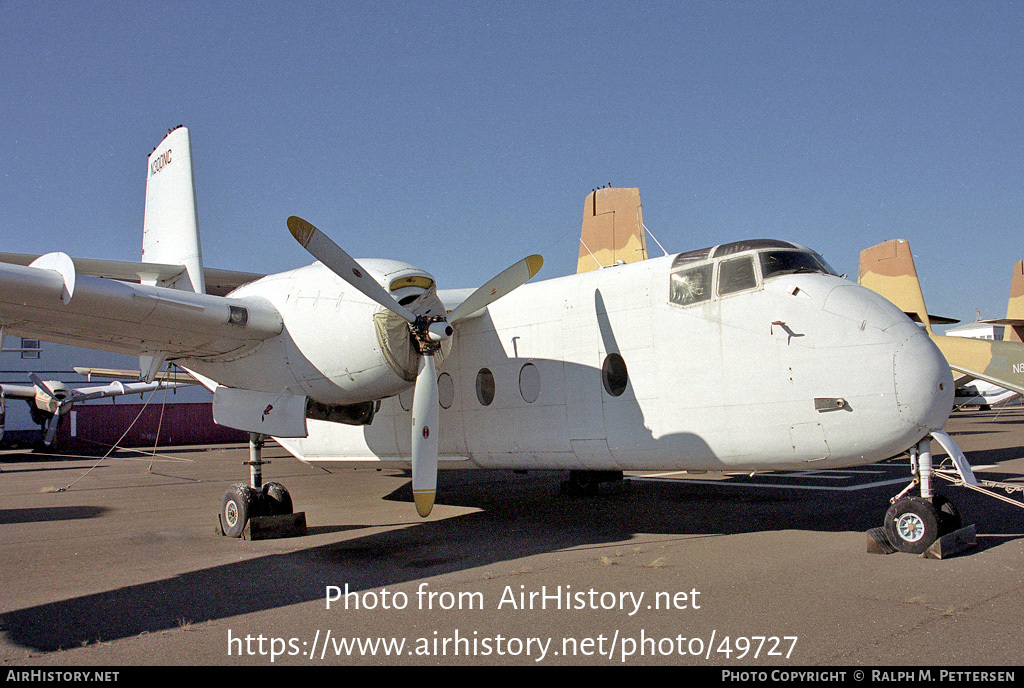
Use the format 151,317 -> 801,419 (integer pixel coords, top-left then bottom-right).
884,497 -> 941,554
932,494 -> 962,535
567,470 -> 600,496
221,483 -> 254,538
262,481 -> 293,516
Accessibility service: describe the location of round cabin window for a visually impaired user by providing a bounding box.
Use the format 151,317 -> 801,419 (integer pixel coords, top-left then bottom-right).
602,353 -> 628,397
519,363 -> 540,403
475,368 -> 495,406
438,372 -> 454,409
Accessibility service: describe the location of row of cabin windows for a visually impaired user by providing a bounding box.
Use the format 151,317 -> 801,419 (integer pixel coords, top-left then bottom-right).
473,355 -> 628,405
404,355 -> 630,410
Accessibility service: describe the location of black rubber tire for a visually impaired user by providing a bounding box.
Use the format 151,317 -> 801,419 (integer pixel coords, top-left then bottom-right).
884,497 -> 941,554
262,481 -> 293,516
932,494 -> 962,535
567,470 -> 600,496
221,483 -> 253,538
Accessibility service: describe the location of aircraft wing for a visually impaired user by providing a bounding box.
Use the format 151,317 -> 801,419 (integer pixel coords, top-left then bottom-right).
952,372 -> 978,388
0,384 -> 39,400
947,365 -> 1024,396
0,379 -> 188,401
0,255 -> 283,361
934,334 -> 1024,396
0,252 -> 263,297
73,367 -> 197,383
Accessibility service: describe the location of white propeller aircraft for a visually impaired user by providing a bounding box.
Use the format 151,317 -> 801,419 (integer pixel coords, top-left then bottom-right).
0,373 -> 182,446
0,127 -> 968,553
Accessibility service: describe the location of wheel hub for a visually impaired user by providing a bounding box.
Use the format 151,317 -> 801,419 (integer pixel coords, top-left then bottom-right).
225,501 -> 238,528
895,513 -> 925,542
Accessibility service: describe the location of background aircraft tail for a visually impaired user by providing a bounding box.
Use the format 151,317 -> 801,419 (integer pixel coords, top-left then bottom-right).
577,187 -> 647,273
857,239 -> 934,333
978,260 -> 1024,343
1008,260 -> 1024,343
861,240 -> 1024,396
141,126 -> 206,294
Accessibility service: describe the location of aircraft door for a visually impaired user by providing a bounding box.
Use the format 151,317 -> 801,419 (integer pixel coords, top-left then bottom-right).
564,353 -> 613,465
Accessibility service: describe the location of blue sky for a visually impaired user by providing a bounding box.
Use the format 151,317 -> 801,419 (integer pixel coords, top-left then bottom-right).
2,1 -> 1022,325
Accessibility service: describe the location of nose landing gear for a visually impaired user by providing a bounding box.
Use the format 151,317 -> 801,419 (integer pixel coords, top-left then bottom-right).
871,431 -> 980,557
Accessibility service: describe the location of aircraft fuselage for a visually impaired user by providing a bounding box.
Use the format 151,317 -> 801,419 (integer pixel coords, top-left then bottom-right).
210,245 -> 953,473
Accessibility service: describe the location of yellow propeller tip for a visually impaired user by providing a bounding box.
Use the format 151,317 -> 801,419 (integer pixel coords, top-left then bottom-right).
287,216 -> 316,247
526,254 -> 544,278
413,490 -> 436,518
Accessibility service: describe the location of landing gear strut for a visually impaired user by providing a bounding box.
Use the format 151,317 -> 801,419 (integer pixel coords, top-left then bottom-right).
219,433 -> 300,538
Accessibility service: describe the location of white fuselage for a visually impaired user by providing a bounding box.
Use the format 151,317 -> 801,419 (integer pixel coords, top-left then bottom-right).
205,249 -> 953,473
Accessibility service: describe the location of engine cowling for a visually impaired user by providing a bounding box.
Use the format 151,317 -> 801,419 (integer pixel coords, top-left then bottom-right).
209,258 -> 449,409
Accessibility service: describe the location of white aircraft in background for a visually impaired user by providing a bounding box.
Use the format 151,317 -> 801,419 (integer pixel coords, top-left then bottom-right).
0,373 -> 182,446
953,381 -> 1020,410
0,127 -> 966,554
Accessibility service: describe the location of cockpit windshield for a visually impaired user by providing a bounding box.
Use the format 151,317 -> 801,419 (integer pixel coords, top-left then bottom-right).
759,250 -> 837,279
669,243 -> 838,308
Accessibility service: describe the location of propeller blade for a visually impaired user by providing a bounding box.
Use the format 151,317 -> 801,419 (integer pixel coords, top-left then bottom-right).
287,216 -> 417,324
410,354 -> 439,517
29,373 -> 57,399
44,411 -> 61,446
448,255 -> 543,324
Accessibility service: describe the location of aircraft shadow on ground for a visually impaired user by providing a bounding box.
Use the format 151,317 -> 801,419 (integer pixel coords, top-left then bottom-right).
0,506 -> 107,525
3,466 -> 1023,653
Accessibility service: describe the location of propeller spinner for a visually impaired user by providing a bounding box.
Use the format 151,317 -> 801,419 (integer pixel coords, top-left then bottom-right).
287,216 -> 542,517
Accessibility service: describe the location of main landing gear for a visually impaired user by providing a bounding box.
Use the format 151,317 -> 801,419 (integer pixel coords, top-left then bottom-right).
218,433 -> 306,539
560,470 -> 624,496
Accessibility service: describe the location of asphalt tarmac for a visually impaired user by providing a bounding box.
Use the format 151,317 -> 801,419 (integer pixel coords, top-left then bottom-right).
1,408 -> 1022,668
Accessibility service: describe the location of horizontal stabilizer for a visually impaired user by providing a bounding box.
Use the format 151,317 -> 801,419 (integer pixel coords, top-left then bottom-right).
0,252 -> 262,297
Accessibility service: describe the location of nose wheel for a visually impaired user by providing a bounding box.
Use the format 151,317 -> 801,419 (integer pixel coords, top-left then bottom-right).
872,432 -> 974,557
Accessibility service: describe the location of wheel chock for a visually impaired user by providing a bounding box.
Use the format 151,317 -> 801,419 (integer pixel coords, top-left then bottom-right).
866,527 -> 898,555
243,512 -> 308,540
866,524 -> 977,558
922,523 -> 976,560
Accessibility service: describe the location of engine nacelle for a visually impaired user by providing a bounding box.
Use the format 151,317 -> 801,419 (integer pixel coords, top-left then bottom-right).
199,258 -> 450,412
34,382 -> 69,413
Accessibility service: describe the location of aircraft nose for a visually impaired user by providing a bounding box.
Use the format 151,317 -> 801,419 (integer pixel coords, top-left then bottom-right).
892,324 -> 953,433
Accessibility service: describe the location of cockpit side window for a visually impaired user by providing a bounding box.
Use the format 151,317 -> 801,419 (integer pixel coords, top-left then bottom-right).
669,263 -> 713,306
759,250 -> 836,280
717,256 -> 757,296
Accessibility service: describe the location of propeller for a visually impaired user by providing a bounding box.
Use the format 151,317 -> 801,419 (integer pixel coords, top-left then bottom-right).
30,374 -> 71,445
27,374 -> 172,447
287,216 -> 543,517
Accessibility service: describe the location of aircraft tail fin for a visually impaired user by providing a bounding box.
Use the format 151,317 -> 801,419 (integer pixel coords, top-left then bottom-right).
577,187 -> 647,273
142,126 -> 206,294
858,239 -> 934,333
978,259 -> 1024,343
1006,260 -> 1024,343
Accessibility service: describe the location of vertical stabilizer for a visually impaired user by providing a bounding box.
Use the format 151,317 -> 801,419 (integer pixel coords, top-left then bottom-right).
1006,260 -> 1024,343
577,187 -> 647,273
142,126 -> 206,294
858,239 -> 932,333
